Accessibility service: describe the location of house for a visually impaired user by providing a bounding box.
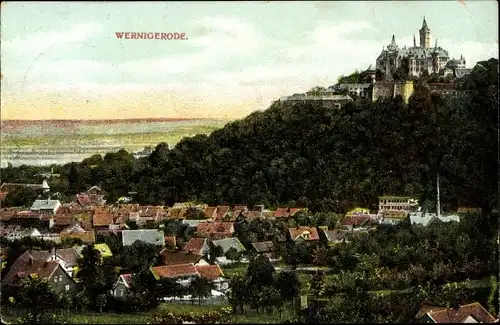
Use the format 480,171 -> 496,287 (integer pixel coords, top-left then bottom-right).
203,206 -> 217,219
380,210 -> 409,225
94,243 -> 113,258
151,263 -> 200,287
212,237 -> 247,255
273,207 -> 305,219
345,207 -> 370,218
457,207 -> 482,215
410,212 -> 460,227
195,264 -> 228,292
75,191 -> 106,208
182,219 -> 209,228
288,226 -> 320,242
113,273 -> 133,299
251,241 -> 280,260
215,206 -> 230,221
182,237 -> 210,255
417,302 -> 496,323
122,229 -> 165,246
196,222 -> 234,238
4,227 -> 41,241
2,251 -> 76,293
30,199 -> 61,216
59,223 -> 96,244
92,208 -> 115,228
151,263 -> 228,291
159,249 -> 208,266
378,196 -> 418,212
323,229 -> 350,245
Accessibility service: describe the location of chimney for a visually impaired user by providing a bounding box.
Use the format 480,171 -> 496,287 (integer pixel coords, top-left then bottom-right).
51,246 -> 56,257
28,256 -> 33,264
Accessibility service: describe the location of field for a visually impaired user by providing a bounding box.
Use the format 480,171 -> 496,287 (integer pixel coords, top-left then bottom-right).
0,119 -> 228,167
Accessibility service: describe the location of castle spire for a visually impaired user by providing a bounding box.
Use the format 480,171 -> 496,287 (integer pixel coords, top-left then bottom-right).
422,16 -> 429,30
435,38 -> 438,48
391,34 -> 396,45
413,34 -> 416,47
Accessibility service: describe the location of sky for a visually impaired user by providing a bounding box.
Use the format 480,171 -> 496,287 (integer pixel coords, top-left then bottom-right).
1,1 -> 498,120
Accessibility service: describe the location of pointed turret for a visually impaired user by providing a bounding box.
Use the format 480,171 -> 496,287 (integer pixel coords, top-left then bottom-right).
435,39 -> 438,48
413,34 -> 416,47
421,16 -> 429,30
391,34 -> 396,45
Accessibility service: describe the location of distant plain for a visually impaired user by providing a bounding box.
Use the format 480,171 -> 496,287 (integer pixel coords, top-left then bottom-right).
0,119 -> 228,167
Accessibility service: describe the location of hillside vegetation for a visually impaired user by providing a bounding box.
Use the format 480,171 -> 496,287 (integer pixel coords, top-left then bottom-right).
1,58 -> 498,212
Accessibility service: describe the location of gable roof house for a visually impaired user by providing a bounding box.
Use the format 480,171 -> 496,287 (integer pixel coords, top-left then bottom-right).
60,223 -> 96,244
288,226 -> 320,243
92,208 -> 115,228
196,222 -> 234,239
30,199 -> 61,216
2,250 -> 76,293
418,302 -> 496,323
215,206 -> 230,221
159,249 -> 208,266
251,241 -> 280,261
182,237 -> 210,256
203,206 -> 218,219
211,237 -> 247,265
151,263 -> 227,292
113,273 -> 133,299
323,229 -> 350,245
122,229 -> 165,246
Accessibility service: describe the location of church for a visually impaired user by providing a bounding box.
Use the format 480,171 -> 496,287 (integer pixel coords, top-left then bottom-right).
375,18 -> 466,78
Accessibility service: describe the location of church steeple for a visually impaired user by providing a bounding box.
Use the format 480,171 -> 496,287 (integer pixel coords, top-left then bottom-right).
435,38 -> 438,48
413,34 -> 416,47
391,34 -> 396,45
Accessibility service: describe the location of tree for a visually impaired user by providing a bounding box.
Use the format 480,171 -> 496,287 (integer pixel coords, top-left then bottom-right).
15,276 -> 60,324
131,267 -> 159,309
227,274 -> 249,314
225,247 -> 242,264
121,240 -> 159,273
207,242 -> 224,264
276,271 -> 301,308
246,254 -> 276,287
189,277 -> 216,305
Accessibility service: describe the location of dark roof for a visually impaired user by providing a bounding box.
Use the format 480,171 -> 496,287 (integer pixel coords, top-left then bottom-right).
159,249 -> 204,265
2,251 -> 61,285
251,241 -> 275,253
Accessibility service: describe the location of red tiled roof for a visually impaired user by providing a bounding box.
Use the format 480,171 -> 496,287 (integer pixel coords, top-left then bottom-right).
121,274 -> 133,288
427,302 -> 496,323
289,208 -> 303,216
341,215 -> 371,226
160,249 -> 203,265
12,211 -> 41,219
274,208 -> 290,218
215,206 -> 230,221
182,238 -> 207,254
93,211 -> 114,227
195,265 -> 224,281
214,222 -> 234,234
203,207 -> 217,219
288,226 -> 319,241
152,263 -> 199,278
196,222 -> 215,236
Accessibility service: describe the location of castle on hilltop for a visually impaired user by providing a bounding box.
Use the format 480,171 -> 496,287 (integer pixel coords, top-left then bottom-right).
277,17 -> 472,107
376,17 -> 466,78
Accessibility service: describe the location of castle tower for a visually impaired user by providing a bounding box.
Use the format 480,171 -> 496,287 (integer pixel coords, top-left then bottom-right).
419,16 -> 430,48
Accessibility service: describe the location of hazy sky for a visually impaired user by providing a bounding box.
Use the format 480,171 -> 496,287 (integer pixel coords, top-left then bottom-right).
1,1 -> 498,120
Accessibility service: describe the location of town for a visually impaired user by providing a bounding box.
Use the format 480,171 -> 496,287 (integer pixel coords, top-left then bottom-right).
0,176 -> 497,323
